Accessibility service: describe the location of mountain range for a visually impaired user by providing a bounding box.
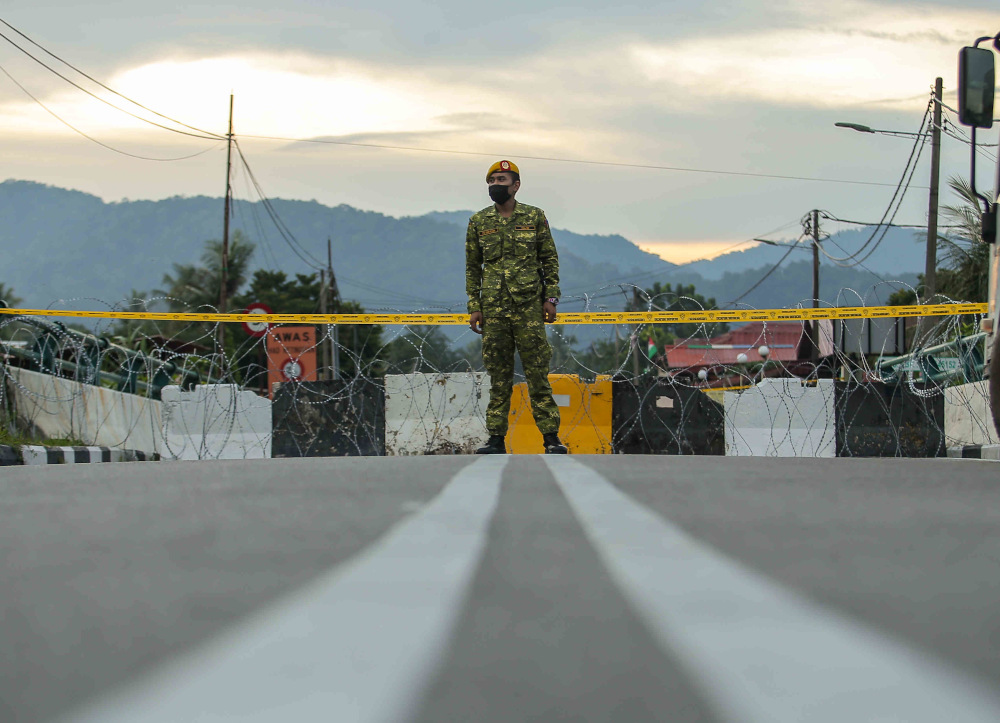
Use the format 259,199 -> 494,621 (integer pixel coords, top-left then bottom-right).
0,179 -> 921,317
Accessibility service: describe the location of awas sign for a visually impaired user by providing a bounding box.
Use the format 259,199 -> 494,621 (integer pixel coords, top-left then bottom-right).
265,325 -> 318,398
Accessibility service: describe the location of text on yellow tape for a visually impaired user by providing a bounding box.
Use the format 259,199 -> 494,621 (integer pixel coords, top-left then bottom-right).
0,304 -> 988,324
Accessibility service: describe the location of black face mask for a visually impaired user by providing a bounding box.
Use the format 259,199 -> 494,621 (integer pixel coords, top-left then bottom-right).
489,184 -> 512,204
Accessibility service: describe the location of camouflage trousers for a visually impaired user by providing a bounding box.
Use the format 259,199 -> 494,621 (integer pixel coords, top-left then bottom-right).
481,304 -> 561,436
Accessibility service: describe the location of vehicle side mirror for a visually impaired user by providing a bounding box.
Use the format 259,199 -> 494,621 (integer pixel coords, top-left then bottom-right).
958,46 -> 995,128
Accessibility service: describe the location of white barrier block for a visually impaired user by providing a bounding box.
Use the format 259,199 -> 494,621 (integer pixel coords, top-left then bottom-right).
384,373 -> 489,455
944,380 -> 999,447
725,378 -> 836,457
8,368 -> 163,455
161,385 -> 272,460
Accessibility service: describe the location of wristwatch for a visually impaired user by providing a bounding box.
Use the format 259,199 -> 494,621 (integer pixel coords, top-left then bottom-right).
546,297 -> 559,306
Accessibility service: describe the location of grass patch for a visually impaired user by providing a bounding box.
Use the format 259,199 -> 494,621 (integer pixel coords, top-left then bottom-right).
0,426 -> 85,450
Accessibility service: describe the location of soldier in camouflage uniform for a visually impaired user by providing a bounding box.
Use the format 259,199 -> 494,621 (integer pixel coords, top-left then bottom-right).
467,160 -> 567,454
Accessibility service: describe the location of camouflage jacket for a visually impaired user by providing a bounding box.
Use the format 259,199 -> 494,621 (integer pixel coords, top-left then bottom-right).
465,201 -> 561,314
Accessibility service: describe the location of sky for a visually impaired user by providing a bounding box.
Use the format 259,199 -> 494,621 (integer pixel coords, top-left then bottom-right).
0,1 -> 997,266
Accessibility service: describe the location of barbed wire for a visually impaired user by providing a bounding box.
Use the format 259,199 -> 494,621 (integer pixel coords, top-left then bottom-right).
1,285 -> 991,459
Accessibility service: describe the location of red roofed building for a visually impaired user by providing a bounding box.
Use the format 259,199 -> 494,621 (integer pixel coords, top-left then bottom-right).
659,321 -> 830,384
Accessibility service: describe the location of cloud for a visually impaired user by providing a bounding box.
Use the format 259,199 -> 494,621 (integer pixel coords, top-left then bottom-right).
627,3 -> 996,109
0,53 -> 528,144
3,0 -> 990,155
0,0 -> 990,245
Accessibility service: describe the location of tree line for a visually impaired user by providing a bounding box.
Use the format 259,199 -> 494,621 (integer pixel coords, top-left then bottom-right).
2,177 -> 991,380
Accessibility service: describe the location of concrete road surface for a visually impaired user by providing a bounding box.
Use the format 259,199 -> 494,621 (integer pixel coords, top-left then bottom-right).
2,455 -> 999,722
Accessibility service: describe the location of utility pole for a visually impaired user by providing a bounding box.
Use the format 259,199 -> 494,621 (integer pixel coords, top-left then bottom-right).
219,94 -> 234,349
925,78 -> 943,303
632,287 -> 642,378
810,209 -> 821,362
328,238 -> 340,380
319,268 -> 328,380
917,77 -> 943,346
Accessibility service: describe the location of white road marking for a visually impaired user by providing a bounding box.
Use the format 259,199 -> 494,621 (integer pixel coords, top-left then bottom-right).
62,456 -> 509,723
545,456 -> 1000,723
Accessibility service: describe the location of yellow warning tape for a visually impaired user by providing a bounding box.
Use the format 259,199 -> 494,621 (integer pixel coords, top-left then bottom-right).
0,303 -> 987,325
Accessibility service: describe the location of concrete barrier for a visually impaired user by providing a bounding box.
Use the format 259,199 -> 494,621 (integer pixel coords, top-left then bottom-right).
835,381 -> 944,457
272,379 -> 385,457
384,373 -> 489,455
160,385 -> 272,460
725,378 -> 836,457
18,446 -> 158,465
612,377 -> 724,455
944,380 -> 999,448
508,374 -> 613,454
5,367 -> 163,455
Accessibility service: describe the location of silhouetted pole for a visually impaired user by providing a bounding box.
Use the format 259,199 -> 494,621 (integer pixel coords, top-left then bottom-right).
219,94 -> 234,349
328,238 -> 340,380
811,209 -> 820,362
917,77 -> 943,346
633,287 -> 641,378
320,268 -> 329,379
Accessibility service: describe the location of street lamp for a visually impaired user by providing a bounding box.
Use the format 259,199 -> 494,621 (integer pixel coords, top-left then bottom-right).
834,122 -> 928,139
753,238 -> 807,249
754,235 -> 820,359
835,122 -> 874,133
835,77 -> 943,344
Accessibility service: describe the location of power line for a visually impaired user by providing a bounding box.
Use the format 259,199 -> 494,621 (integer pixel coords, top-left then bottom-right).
0,20 -> 221,140
934,95 -> 1000,124
230,163 -> 283,272
235,142 -> 457,307
815,104 -> 930,269
0,17 -> 224,140
558,218 -> 805,297
0,61 -> 223,161
939,119 -> 999,149
236,133 -> 923,189
937,109 -> 999,164
234,141 -> 326,270
820,214 -> 963,229
839,121 -> 929,270
337,277 -> 458,306
722,235 -> 805,307
821,234 -> 887,284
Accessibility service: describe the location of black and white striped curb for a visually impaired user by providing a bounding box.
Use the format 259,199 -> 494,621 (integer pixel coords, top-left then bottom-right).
946,444 -> 1000,460
0,445 -> 159,466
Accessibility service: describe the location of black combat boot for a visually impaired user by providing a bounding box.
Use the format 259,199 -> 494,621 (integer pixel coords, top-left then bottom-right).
542,432 -> 568,454
476,434 -> 507,454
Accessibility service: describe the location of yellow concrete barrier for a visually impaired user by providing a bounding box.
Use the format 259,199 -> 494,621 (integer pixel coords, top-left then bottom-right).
506,374 -> 613,454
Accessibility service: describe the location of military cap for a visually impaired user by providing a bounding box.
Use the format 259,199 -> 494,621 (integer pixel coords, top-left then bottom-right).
486,159 -> 520,180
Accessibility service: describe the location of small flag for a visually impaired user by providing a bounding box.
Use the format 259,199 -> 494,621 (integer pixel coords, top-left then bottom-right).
647,336 -> 657,360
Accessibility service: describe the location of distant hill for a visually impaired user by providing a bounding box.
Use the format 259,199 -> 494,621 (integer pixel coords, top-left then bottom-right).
421,210 -> 672,274
0,180 -> 657,312
686,225 -> 925,281
0,179 -> 918,320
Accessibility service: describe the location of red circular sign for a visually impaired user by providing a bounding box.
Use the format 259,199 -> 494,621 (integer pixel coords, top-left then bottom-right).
242,302 -> 273,337
278,356 -> 306,381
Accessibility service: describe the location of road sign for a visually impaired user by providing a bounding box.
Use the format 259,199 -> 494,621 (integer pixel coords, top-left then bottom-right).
279,357 -> 304,381
265,325 -> 318,398
242,302 -> 273,337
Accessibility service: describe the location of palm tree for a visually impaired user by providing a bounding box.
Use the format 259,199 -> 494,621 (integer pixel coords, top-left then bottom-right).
159,231 -> 256,311
0,283 -> 25,341
156,232 -> 256,350
935,175 -> 990,303
0,283 -> 22,309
